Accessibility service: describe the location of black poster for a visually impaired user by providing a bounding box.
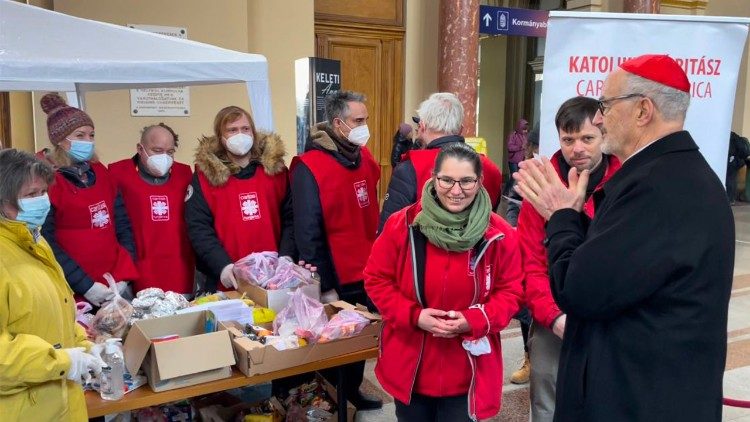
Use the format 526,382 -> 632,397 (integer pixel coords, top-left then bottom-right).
295,57 -> 341,154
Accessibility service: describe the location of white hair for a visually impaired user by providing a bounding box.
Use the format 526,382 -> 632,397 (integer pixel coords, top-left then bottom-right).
416,92 -> 464,135
624,74 -> 690,122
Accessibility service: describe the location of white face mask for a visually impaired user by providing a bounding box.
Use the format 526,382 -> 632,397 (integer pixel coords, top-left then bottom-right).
225,133 -> 254,156
340,120 -> 370,146
145,153 -> 173,177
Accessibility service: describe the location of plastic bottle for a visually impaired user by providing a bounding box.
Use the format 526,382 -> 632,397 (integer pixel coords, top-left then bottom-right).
99,338 -> 125,401
309,265 -> 320,284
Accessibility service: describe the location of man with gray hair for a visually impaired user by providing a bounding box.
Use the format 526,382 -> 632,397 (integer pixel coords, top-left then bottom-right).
514,54 -> 733,421
379,92 -> 502,230
290,90 -> 382,411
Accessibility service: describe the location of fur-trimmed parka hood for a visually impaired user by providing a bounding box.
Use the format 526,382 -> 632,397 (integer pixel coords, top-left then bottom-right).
194,131 -> 287,187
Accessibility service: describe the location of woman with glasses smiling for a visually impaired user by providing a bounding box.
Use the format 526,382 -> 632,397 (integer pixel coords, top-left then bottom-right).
365,142 -> 523,421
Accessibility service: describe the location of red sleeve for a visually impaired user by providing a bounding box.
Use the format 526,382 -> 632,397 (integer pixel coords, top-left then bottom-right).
517,201 -> 563,328
363,211 -> 422,330
462,222 -> 524,339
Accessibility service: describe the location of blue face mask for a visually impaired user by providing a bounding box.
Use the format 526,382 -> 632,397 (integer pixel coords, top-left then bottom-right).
67,140 -> 94,162
16,193 -> 51,230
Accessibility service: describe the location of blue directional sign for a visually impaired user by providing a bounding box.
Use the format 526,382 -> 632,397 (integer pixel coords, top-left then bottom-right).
479,5 -> 549,38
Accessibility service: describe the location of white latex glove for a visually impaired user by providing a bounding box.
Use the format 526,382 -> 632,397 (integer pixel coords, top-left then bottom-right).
83,283 -> 115,307
64,347 -> 105,384
320,289 -> 339,304
90,343 -> 105,361
116,281 -> 134,301
220,264 -> 238,290
552,314 -> 567,339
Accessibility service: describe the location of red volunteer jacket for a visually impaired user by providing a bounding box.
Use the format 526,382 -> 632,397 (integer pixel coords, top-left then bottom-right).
406,148 -> 503,209
108,158 -> 195,294
292,148 -> 380,285
197,167 -> 288,267
49,161 -> 139,286
364,203 -> 523,420
518,151 -> 621,328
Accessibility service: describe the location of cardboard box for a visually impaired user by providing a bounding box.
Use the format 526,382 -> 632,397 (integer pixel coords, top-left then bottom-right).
237,279 -> 321,313
222,301 -> 381,377
124,311 -> 236,392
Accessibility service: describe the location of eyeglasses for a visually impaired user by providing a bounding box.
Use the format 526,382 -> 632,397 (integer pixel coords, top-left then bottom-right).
435,176 -> 479,190
597,93 -> 645,115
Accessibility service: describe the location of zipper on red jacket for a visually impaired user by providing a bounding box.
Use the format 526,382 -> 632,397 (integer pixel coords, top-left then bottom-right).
408,226 -> 425,307
466,232 -> 504,420
467,351 -> 478,421
406,225 -> 427,402
470,233 -> 504,305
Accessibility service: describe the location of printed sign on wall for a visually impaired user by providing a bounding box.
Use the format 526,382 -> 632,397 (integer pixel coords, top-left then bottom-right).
129,24 -> 190,117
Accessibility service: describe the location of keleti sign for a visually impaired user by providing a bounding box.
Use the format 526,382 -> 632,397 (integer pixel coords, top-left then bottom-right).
479,5 -> 549,38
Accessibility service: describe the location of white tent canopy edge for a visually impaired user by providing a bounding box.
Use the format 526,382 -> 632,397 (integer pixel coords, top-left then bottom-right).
0,0 -> 274,131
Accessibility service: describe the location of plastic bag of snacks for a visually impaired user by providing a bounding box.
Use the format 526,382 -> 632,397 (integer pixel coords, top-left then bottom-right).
273,289 -> 328,342
264,257 -> 312,290
91,273 -> 134,341
233,251 -> 279,287
318,310 -> 370,343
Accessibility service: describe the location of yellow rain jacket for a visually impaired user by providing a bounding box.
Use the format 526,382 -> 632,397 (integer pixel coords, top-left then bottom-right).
0,218 -> 91,421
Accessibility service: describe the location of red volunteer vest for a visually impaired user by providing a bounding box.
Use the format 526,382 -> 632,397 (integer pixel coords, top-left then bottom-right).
49,161 -> 140,287
197,167 -> 287,264
108,159 -> 195,294
406,148 -> 502,207
292,148 -> 380,284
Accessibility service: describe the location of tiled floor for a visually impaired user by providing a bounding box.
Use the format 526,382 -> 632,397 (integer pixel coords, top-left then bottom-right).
356,203 -> 750,421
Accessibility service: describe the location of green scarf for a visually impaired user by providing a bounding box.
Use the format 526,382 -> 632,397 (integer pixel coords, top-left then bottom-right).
412,180 -> 491,252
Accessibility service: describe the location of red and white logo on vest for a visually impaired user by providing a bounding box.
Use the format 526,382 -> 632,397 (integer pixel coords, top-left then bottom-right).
353,180 -> 370,208
88,201 -> 111,229
239,192 -> 261,221
150,195 -> 170,222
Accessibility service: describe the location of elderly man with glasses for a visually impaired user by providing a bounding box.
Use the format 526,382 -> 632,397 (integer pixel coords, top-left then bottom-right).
513,55 -> 734,422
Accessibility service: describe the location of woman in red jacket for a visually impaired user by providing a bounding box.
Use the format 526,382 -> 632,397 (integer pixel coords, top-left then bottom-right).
364,143 -> 523,421
38,93 -> 139,307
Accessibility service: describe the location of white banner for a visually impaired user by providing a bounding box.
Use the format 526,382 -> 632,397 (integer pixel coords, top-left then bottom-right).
540,12 -> 750,181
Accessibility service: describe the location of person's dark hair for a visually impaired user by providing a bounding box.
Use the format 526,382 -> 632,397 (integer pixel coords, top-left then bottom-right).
141,122 -> 180,147
433,142 -> 483,178
0,149 -> 55,212
554,96 -> 599,134
324,90 -> 366,123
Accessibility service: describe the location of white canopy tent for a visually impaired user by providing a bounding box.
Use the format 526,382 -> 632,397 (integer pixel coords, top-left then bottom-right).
0,0 -> 274,131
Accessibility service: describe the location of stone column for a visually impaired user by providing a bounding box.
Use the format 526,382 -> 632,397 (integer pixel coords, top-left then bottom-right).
624,0 -> 660,13
438,0 -> 479,136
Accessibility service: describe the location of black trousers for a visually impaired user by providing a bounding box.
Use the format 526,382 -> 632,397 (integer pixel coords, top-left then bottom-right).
320,281 -> 371,399
395,393 -> 471,422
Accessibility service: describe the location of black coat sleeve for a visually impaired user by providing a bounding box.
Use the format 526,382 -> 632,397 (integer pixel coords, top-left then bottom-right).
546,182 -> 681,321
290,163 -> 339,293
184,173 -> 233,291
113,191 -> 137,261
278,183 -> 297,259
378,161 -> 417,233
40,206 -> 96,295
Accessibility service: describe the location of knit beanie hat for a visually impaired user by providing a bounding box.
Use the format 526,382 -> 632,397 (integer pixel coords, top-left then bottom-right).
40,93 -> 95,145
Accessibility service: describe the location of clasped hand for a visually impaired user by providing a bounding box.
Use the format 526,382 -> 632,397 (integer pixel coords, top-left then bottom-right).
417,308 -> 470,338
512,157 -> 589,221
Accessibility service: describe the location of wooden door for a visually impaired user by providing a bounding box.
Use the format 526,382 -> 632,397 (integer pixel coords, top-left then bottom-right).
0,93 -> 10,149
315,1 -> 405,202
